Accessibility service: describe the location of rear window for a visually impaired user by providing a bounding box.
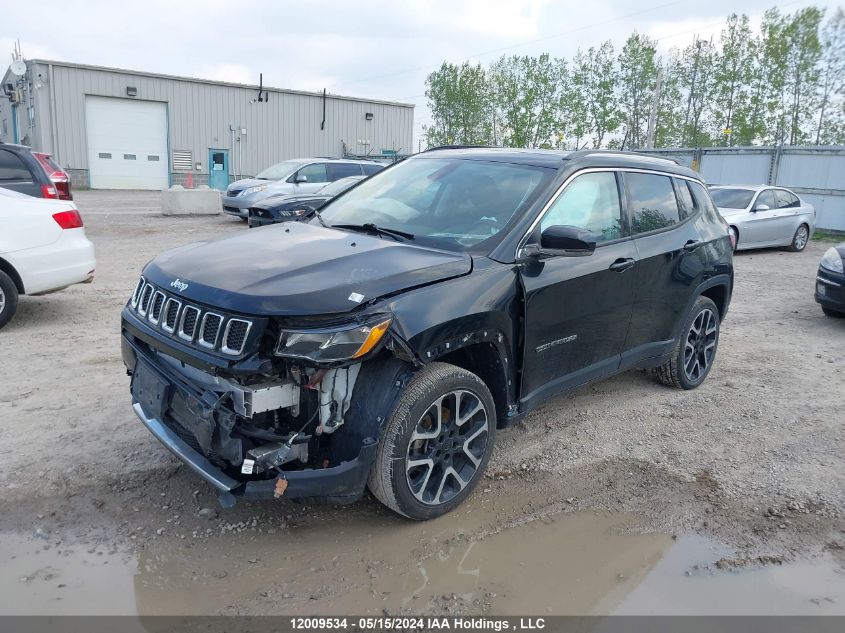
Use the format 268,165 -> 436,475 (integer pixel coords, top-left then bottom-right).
0,149 -> 33,181
709,188 -> 755,209
625,172 -> 681,234
775,189 -> 800,208
362,163 -> 385,175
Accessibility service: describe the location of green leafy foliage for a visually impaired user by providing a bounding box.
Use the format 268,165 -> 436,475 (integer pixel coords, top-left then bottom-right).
423,4 -> 845,149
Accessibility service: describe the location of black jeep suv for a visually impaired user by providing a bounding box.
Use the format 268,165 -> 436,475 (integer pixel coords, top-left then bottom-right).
121,147 -> 733,520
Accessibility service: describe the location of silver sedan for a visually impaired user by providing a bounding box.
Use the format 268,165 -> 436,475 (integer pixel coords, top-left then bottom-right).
709,185 -> 816,252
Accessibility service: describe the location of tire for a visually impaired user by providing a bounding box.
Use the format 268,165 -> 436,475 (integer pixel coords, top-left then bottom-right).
655,296 -> 720,390
367,362 -> 496,520
0,270 -> 19,331
787,223 -> 809,252
729,226 -> 739,251
822,307 -> 845,318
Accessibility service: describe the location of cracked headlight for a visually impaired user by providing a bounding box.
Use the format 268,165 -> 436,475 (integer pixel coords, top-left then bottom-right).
243,184 -> 268,196
275,318 -> 392,363
820,247 -> 843,274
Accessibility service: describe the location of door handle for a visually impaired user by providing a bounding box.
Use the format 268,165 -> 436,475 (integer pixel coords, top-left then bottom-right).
683,240 -> 703,252
609,257 -> 635,272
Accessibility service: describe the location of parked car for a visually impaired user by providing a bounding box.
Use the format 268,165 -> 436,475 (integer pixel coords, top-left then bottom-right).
121,147 -> 733,520
248,175 -> 366,228
223,158 -> 383,219
0,142 -> 73,200
0,187 -> 95,329
708,185 -> 815,252
815,242 -> 845,318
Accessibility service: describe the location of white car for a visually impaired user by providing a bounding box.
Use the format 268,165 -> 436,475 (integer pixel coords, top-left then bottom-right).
0,187 -> 96,329
708,185 -> 816,252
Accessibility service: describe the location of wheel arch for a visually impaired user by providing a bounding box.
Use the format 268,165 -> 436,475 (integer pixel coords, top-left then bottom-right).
0,257 -> 25,294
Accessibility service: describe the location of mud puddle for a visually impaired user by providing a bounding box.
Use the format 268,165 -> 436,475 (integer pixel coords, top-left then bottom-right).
2,493 -> 843,615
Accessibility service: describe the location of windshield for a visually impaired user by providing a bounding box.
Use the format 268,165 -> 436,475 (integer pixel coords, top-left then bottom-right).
316,157 -> 551,252
709,188 -> 755,209
255,161 -> 305,180
319,176 -> 364,196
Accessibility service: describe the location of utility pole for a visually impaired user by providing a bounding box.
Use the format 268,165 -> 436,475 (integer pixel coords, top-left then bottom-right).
645,67 -> 663,149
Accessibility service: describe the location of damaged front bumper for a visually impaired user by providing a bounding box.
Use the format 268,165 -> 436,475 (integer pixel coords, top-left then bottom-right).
133,401 -> 377,504
123,332 -> 378,506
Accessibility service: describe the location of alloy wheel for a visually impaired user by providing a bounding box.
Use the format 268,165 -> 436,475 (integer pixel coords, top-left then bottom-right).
684,308 -> 717,383
793,225 -> 808,250
406,389 -> 489,506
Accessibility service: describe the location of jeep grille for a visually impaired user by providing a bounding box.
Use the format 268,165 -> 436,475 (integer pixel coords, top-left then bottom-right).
127,278 -> 253,356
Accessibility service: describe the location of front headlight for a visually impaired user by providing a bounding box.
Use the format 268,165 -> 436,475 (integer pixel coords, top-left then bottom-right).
820,247 -> 844,274
243,184 -> 268,196
275,317 -> 392,363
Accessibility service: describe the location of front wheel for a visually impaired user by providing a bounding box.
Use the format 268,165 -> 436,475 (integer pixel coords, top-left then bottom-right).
787,223 -> 809,252
655,296 -> 720,390
368,362 -> 496,520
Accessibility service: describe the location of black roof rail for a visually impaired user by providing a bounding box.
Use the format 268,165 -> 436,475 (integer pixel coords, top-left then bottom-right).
422,144 -> 491,152
565,148 -> 681,165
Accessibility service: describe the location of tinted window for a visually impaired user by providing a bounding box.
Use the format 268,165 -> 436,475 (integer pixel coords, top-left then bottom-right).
688,180 -> 724,225
318,157 -> 550,252
541,172 -> 623,243
327,163 -> 363,180
626,173 -> 681,234
755,190 -> 776,209
775,189 -> 799,208
709,188 -> 755,209
0,149 -> 33,181
297,163 -> 328,183
362,163 -> 384,175
256,161 -> 305,180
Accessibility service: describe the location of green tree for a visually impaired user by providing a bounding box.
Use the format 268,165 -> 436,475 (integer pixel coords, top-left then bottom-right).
423,61 -> 492,147
654,52 -> 685,147
816,7 -> 845,144
576,41 -> 621,148
679,38 -> 716,146
617,33 -> 658,149
784,7 -> 824,145
712,14 -> 756,146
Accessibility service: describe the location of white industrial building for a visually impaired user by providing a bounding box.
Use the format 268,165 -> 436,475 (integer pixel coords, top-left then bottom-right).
0,59 -> 414,190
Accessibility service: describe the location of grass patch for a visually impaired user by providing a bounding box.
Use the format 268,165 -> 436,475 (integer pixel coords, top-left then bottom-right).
812,230 -> 844,243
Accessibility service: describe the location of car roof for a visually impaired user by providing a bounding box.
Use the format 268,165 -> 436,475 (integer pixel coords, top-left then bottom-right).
289,157 -> 381,164
419,146 -> 700,178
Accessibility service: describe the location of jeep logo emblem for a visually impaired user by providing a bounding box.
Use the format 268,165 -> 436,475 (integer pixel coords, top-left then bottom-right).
170,278 -> 189,292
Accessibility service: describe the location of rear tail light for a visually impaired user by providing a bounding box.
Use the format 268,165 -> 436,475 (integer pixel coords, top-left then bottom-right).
53,177 -> 72,201
52,209 -> 84,229
40,184 -> 59,199
728,229 -> 737,250
33,152 -> 73,200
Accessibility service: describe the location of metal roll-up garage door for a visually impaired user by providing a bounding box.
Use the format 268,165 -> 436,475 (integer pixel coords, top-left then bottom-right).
85,96 -> 168,190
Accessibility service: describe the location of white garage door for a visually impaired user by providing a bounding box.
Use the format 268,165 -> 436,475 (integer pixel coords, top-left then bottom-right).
85,96 -> 168,190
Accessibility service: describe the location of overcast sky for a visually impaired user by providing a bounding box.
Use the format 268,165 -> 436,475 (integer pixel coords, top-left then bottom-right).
2,0 -> 840,150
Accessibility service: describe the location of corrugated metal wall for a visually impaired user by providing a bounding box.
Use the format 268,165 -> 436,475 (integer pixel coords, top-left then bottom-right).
27,61 -> 413,179
645,146 -> 845,232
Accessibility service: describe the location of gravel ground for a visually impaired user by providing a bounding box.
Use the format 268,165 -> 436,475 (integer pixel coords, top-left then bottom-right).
0,190 -> 843,614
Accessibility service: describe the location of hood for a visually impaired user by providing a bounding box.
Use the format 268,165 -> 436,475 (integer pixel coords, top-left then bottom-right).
227,178 -> 269,193
142,222 -> 472,316
253,194 -> 328,210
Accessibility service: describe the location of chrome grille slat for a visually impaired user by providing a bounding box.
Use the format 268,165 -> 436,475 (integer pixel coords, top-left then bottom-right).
138,285 -> 154,316
179,305 -> 200,341
221,319 -> 251,355
129,277 -> 252,355
162,298 -> 181,333
148,291 -> 166,324
198,313 -> 223,349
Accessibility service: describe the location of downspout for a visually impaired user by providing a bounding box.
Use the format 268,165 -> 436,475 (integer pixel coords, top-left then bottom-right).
320,89 -> 326,131
47,63 -> 59,162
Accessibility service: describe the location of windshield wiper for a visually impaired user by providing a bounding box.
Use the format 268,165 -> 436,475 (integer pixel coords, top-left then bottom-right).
312,208 -> 328,227
331,223 -> 414,242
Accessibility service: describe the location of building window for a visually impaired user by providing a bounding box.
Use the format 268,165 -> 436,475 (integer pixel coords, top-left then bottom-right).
124,154 -> 136,160
98,152 -> 112,159
147,155 -> 160,162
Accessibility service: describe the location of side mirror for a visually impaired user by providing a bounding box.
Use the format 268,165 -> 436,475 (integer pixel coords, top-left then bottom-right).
294,174 -> 308,184
753,203 -> 770,212
539,225 -> 596,255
